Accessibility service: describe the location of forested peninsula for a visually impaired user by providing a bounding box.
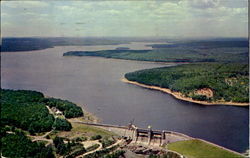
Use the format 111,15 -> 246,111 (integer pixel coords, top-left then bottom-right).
124,63 -> 249,106
63,40 -> 248,63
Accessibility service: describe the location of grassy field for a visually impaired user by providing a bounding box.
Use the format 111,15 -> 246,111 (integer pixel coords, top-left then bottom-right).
167,139 -> 244,158
52,122 -> 117,140
70,123 -> 116,138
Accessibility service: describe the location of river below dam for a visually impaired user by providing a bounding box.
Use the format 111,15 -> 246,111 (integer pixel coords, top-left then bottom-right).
1,42 -> 249,153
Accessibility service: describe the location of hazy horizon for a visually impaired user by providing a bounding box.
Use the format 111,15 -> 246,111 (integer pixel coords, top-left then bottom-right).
1,36 -> 248,39
1,0 -> 248,38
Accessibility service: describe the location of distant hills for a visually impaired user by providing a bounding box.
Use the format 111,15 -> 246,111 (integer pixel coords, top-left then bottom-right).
1,37 -> 248,52
0,37 -> 129,52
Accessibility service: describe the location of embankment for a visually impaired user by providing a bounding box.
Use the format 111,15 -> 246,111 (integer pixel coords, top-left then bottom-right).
121,78 -> 249,106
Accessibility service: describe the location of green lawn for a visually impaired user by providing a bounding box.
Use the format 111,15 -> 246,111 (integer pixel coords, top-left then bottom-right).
70,123 -> 116,138
167,139 -> 244,158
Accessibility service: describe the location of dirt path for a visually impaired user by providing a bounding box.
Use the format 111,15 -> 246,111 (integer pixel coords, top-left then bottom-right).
31,137 -> 53,146
76,140 -> 102,158
81,140 -> 101,149
29,130 -> 54,146
77,139 -> 124,158
106,139 -> 124,149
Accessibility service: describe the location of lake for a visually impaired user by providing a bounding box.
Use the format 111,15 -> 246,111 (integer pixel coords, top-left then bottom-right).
1,42 -> 249,153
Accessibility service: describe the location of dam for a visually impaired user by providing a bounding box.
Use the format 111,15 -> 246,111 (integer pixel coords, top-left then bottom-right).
72,121 -> 244,157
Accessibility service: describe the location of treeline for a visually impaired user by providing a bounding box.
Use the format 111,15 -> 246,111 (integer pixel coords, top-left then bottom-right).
63,49 -> 151,58
1,37 -> 128,52
63,42 -> 248,63
1,89 -> 84,133
1,38 -> 53,52
125,63 -> 249,103
150,40 -> 248,49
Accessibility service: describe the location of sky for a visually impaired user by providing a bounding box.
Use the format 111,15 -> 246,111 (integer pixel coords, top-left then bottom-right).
1,0 -> 248,38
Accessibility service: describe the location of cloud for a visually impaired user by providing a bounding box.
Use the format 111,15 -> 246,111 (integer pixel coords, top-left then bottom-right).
219,0 -> 247,8
56,5 -> 74,11
1,0 -> 248,38
106,9 -> 120,15
2,1 -> 49,8
180,0 -> 219,9
75,22 -> 86,25
1,12 -> 8,17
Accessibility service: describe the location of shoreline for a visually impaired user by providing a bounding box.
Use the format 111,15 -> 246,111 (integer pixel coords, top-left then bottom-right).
121,78 -> 249,107
75,103 -> 101,123
67,107 -> 101,124
63,55 -> 187,65
44,95 -> 100,123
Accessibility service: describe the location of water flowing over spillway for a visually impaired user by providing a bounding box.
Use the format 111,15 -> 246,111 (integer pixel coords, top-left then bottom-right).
1,43 -> 249,153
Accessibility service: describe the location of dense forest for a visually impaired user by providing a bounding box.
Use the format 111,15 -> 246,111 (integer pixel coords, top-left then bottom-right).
1,89 -> 83,133
125,63 -> 249,103
1,89 -> 55,133
1,128 -> 55,158
1,38 -> 54,52
63,40 -> 248,63
1,89 -> 85,158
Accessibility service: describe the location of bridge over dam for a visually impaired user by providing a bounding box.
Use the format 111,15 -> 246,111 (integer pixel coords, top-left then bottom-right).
72,121 -> 245,157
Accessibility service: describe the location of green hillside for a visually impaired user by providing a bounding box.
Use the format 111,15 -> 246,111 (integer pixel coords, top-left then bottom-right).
125,63 -> 249,103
